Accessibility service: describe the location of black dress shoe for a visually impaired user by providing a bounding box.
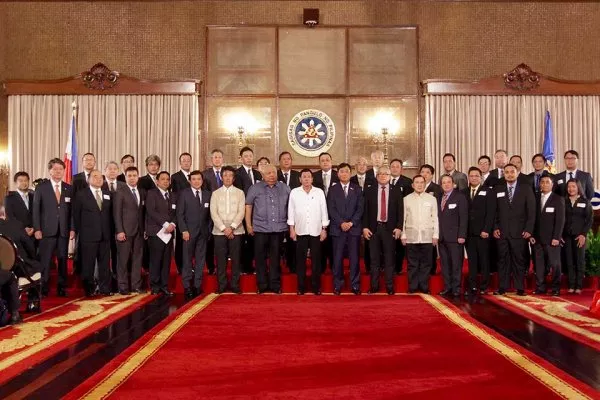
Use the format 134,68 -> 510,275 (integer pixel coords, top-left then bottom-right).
257,288 -> 268,294
551,290 -> 560,296
274,289 -> 283,295
533,290 -> 546,295
11,311 -> 22,325
333,289 -> 341,295
151,290 -> 161,295
297,290 -> 305,295
161,289 -> 174,297
516,290 -> 526,296
421,290 -> 431,294
215,289 -> 225,294
493,290 -> 506,295
387,289 -> 395,295
184,289 -> 195,300
26,300 -> 41,313
439,290 -> 451,296
133,289 -> 146,294
408,289 -> 418,294
232,288 -> 242,295
452,292 -> 461,297
207,269 -> 215,276
57,287 -> 68,297
479,289 -> 488,295
367,288 -> 378,294
352,288 -> 361,295
99,291 -> 113,296
313,291 -> 322,296
118,290 -> 130,295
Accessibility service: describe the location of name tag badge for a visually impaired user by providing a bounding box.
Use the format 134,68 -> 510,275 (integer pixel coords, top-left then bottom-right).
171,204 -> 176,210
204,202 -> 209,208
103,194 -> 110,200
65,197 -> 71,203
545,207 -> 555,213
557,179 -> 564,184
448,203 -> 457,209
577,203 -> 586,208
478,191 -> 487,196
497,192 -> 506,198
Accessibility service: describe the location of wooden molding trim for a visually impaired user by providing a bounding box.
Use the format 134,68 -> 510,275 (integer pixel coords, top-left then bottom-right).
422,63 -> 600,96
2,63 -> 201,95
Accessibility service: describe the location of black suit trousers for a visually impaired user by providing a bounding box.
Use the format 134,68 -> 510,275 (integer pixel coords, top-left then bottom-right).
80,240 -> 111,293
497,238 -> 527,291
241,220 -> 255,273
466,236 -> 491,290
214,235 -> 241,292
439,241 -> 463,293
395,241 -> 405,273
563,234 -> 586,290
254,232 -> 283,291
295,235 -> 322,292
0,270 -> 20,313
148,236 -> 172,292
38,235 -> 69,288
182,234 -> 208,290
407,243 -> 433,292
116,233 -> 144,291
368,225 -> 395,291
333,234 -> 360,291
533,242 -> 561,292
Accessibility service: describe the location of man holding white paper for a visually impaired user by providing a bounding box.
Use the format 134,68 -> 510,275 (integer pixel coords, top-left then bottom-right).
145,171 -> 177,296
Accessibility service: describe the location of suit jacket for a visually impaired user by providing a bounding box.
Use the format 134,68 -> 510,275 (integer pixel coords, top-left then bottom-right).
72,171 -> 91,194
461,186 -> 495,236
313,169 -> 340,193
533,193 -> 565,245
145,188 -> 177,237
350,175 -> 368,190
117,173 -> 126,183
113,185 -> 146,237
438,170 -> 468,191
528,171 -> 554,194
4,190 -> 34,228
483,168 -> 503,188
553,170 -> 595,200
391,175 -> 413,196
139,174 -> 156,192
438,190 -> 468,242
494,182 -> 536,239
327,181 -> 364,236
278,169 -> 301,189
425,181 -> 442,200
234,166 -> 262,194
32,180 -> 74,237
102,180 -> 126,193
170,170 -> 191,193
203,167 -> 221,192
563,197 -> 593,237
176,188 -> 212,238
361,183 -> 403,233
73,187 -> 113,242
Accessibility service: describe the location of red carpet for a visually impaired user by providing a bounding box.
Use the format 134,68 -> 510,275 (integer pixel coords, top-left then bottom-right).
486,293 -> 600,351
0,293 -> 154,386
66,294 -> 597,399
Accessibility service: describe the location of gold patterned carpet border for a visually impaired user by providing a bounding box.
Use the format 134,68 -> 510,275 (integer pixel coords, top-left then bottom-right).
80,293 -> 219,400
0,294 -> 151,373
421,294 -> 592,400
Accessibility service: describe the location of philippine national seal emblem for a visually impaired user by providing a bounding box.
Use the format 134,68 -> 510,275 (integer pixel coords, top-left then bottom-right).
287,109 -> 336,157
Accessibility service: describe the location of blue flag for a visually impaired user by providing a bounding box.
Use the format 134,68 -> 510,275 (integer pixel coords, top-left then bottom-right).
542,111 -> 556,173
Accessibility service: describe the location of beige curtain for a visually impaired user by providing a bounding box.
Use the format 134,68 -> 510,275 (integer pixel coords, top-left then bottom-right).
425,95 -> 600,187
8,94 -> 199,185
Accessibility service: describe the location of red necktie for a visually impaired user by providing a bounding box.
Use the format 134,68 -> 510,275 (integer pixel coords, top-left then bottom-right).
380,186 -> 387,222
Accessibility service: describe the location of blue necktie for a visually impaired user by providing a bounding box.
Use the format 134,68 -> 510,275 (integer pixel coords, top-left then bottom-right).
216,170 -> 222,188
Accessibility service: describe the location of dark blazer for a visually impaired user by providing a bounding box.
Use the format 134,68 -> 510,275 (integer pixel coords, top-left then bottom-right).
391,175 -> 413,196
313,169 -> 340,194
32,180 -> 74,237
170,170 -> 191,193
563,197 -> 593,237
234,166 -> 262,194
176,187 -> 212,238
438,170 -> 468,191
350,175 -> 366,190
461,186 -> 495,236
72,171 -> 90,194
494,182 -> 536,238
425,181 -> 442,200
117,173 -> 126,183
327,181 -> 364,236
438,190 -> 468,242
4,190 -> 34,228
361,183 -> 403,233
278,169 -> 301,190
553,170 -> 595,200
528,171 -> 554,194
365,168 -> 377,184
102,180 -> 126,193
145,188 -> 177,237
202,167 -> 221,192
73,187 -> 112,242
484,168 -> 502,188
533,193 -> 565,245
113,185 -> 146,237
139,174 -> 156,192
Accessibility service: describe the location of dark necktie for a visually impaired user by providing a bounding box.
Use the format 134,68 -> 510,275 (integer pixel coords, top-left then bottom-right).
441,193 -> 449,210
110,182 -> 115,192
569,172 -> 574,181
343,185 -> 348,198
535,174 -> 540,191
284,172 -> 289,185
132,188 -> 139,205
470,188 -> 475,200
164,192 -> 170,203
216,170 -> 222,188
392,178 -> 396,186
195,189 -> 201,205
380,186 -> 387,222
508,185 -> 514,203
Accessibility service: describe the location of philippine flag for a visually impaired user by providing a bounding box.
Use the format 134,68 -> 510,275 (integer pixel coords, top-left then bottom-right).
63,110 -> 78,184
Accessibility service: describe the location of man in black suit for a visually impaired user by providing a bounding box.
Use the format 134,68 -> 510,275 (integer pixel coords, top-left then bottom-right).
170,152 -> 193,276
312,152 -> 339,271
328,163 -> 364,295
350,156 -> 370,190
139,154 -> 161,192
72,152 -> 96,195
145,171 -> 177,296
462,167 -> 495,295
554,150 -> 594,200
529,153 -> 554,194
113,166 -> 146,295
365,150 -> 384,185
33,158 -> 75,297
202,149 -> 224,275
530,176 -> 565,296
277,151 -> 301,273
4,171 -> 35,242
103,161 -> 126,291
73,170 -> 113,296
177,171 -> 212,300
390,158 -> 412,275
438,175 -> 468,297
493,163 -> 536,296
117,154 -> 135,183
484,150 -> 508,188
235,146 -> 262,274
362,166 -> 403,295
478,155 -> 492,186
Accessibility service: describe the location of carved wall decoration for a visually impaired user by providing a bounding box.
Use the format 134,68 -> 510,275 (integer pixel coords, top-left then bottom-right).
81,63 -> 120,90
503,63 -> 540,91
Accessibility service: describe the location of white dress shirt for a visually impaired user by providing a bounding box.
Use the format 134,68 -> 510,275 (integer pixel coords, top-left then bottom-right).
356,173 -> 366,188
51,179 -> 62,196
401,192 -> 439,243
245,167 -> 256,184
322,170 -> 332,193
128,185 -> 140,206
281,169 -> 291,186
18,190 -> 30,209
540,191 -> 551,209
287,186 -> 329,236
566,169 -> 578,180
